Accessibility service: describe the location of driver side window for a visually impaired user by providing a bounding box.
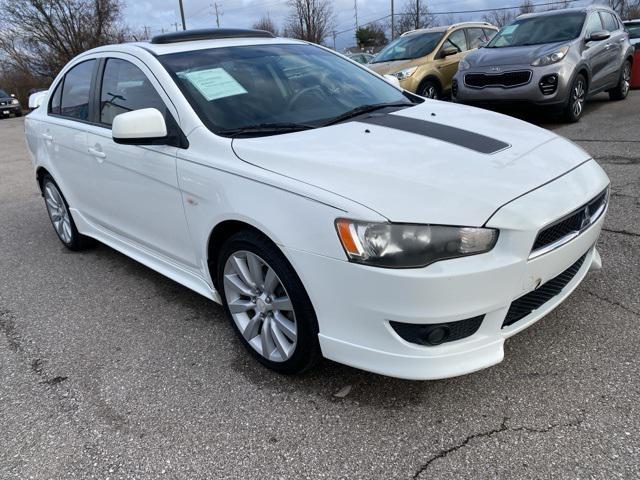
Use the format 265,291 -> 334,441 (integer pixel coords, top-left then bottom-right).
585,13 -> 604,37
100,58 -> 168,126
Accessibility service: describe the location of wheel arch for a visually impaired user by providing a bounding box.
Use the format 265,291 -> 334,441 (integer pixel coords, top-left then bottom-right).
35,166 -> 51,193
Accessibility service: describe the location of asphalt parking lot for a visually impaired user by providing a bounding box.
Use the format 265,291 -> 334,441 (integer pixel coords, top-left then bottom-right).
1,93 -> 639,479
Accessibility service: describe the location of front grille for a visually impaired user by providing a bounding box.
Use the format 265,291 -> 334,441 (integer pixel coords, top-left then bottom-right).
502,252 -> 587,328
532,189 -> 608,253
464,71 -> 532,88
0,100 -> 9,106
390,315 -> 484,346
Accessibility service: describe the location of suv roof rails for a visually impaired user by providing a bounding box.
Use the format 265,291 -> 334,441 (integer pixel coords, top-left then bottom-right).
151,28 -> 275,44
448,21 -> 495,29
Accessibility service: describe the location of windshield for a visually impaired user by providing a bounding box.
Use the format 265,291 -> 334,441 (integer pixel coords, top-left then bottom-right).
626,22 -> 640,38
372,32 -> 444,62
0,89 -> 9,98
160,43 -> 411,134
487,12 -> 586,47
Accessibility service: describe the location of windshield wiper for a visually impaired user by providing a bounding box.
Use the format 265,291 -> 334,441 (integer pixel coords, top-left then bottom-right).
218,122 -> 316,137
322,102 -> 413,127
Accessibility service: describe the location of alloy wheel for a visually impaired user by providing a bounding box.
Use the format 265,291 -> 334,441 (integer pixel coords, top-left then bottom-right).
423,85 -> 438,99
223,251 -> 297,362
572,79 -> 585,118
622,63 -> 631,97
44,182 -> 73,244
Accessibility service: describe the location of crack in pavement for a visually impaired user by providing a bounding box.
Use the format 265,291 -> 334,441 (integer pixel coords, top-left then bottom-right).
601,227 -> 640,238
412,416 -> 583,479
585,290 -> 640,318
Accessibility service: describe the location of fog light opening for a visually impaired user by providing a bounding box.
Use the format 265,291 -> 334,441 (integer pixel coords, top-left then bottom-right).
539,74 -> 559,95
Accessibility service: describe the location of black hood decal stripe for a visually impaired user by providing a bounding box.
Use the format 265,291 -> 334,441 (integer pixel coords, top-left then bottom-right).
358,114 -> 510,154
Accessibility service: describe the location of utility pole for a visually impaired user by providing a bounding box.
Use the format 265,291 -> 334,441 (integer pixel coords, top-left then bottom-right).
173,22 -> 179,31
178,0 -> 186,30
143,25 -> 150,40
214,3 -> 221,27
391,0 -> 394,40
332,30 -> 337,49
416,0 -> 419,30
354,0 -> 358,46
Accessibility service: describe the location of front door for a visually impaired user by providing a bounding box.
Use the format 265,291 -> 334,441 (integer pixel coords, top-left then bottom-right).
583,12 -> 611,90
435,29 -> 469,92
84,55 -> 198,269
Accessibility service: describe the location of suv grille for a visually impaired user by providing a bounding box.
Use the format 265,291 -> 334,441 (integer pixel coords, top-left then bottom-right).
531,189 -> 608,255
502,252 -> 587,328
0,100 -> 9,106
464,71 -> 532,88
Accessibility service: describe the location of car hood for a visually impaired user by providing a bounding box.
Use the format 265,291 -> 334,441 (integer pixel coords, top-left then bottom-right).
232,101 -> 591,226
468,42 -> 569,67
368,59 -> 417,75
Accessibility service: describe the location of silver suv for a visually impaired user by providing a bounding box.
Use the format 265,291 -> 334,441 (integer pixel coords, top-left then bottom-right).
452,7 -> 634,122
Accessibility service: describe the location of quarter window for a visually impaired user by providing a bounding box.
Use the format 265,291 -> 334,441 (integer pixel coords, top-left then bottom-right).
49,81 -> 63,115
99,58 -> 167,126
60,60 -> 95,121
467,28 -> 489,49
443,29 -> 469,53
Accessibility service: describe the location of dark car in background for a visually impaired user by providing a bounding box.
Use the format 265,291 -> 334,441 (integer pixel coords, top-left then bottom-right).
0,89 -> 22,118
453,7 -> 634,122
624,19 -> 640,46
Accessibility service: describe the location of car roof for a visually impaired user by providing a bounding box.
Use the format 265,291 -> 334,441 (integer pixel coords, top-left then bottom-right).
517,5 -> 617,19
402,22 -> 496,36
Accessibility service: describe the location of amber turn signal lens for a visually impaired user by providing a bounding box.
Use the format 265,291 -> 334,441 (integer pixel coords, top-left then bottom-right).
335,219 -> 361,255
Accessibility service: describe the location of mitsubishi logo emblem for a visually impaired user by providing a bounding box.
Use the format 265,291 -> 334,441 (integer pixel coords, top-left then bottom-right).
580,206 -> 591,230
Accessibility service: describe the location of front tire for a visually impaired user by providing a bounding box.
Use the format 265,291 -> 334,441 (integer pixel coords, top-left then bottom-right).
418,80 -> 440,100
217,230 -> 321,374
563,74 -> 587,123
41,174 -> 92,251
609,60 -> 631,101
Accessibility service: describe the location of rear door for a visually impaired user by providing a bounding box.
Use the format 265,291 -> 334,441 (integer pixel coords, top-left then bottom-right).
599,11 -> 625,84
42,59 -> 97,214
83,55 -> 197,268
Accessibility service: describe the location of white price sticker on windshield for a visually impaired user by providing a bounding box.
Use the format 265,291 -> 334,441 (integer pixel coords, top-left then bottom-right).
181,68 -> 248,101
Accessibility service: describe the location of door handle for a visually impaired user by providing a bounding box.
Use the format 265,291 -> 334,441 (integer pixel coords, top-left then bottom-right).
88,147 -> 106,160
42,133 -> 53,141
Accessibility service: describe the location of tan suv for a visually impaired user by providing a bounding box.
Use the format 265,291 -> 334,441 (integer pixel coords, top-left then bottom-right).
369,22 -> 498,99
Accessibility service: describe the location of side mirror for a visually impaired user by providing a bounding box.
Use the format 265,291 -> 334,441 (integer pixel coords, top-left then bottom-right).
586,30 -> 611,42
440,46 -> 459,58
29,90 -> 47,110
383,74 -> 401,88
112,108 -> 167,145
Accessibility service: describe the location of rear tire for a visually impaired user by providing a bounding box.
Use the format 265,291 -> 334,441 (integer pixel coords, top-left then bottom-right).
563,74 -> 587,123
609,60 -> 631,101
217,229 -> 321,374
41,174 -> 92,251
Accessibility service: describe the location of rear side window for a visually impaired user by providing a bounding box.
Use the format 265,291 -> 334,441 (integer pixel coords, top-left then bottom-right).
99,58 -> 167,126
600,12 -> 619,32
585,13 -> 604,36
467,28 -> 489,49
443,29 -> 469,53
60,60 -> 95,121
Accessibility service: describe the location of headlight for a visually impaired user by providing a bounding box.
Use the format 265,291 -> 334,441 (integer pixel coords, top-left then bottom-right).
335,219 -> 498,268
391,66 -> 418,80
458,58 -> 471,71
11,99 -> 19,105
531,45 -> 569,66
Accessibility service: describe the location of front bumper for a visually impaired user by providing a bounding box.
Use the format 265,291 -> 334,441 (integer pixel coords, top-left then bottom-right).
453,62 -> 574,106
285,160 -> 609,380
1,104 -> 21,115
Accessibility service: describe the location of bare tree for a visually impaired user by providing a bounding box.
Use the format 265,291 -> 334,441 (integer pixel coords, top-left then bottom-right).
0,0 -> 127,80
284,0 -> 335,44
519,0 -> 535,15
253,14 -> 279,36
482,9 -> 516,28
394,0 -> 437,35
607,0 -> 640,19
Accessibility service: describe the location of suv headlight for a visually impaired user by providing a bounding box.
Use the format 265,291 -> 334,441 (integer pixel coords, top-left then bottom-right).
335,219 -> 498,268
391,66 -> 418,80
11,99 -> 19,105
458,58 -> 471,71
531,45 -> 569,66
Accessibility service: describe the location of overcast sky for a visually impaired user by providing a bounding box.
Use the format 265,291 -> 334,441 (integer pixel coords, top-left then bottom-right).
123,0 -> 595,49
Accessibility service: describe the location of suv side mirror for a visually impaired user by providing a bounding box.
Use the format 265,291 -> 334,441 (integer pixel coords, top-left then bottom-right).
586,30 -> 611,42
112,108 -> 168,145
439,46 -> 459,58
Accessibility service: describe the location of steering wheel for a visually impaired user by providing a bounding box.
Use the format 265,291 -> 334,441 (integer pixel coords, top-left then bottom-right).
286,85 -> 327,112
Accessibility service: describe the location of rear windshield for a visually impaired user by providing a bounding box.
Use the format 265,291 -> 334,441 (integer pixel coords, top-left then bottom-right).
372,32 -> 444,62
487,12 -> 586,47
626,22 -> 640,38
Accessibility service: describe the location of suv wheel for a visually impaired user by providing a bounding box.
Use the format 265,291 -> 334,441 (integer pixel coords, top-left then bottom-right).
217,230 -> 321,374
418,80 -> 440,99
609,60 -> 631,101
563,74 -> 587,123
41,174 -> 92,250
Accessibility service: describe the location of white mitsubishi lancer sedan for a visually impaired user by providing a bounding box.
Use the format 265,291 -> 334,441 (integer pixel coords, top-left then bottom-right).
24,28 -> 610,380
